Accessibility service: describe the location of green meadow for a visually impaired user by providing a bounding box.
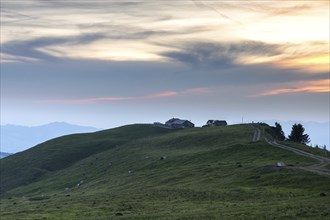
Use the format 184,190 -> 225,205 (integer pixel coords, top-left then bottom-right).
1,124 -> 329,219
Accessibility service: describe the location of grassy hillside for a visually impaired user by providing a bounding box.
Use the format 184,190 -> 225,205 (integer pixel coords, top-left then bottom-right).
1,124 -> 329,219
0,124 -> 175,194
278,141 -> 330,158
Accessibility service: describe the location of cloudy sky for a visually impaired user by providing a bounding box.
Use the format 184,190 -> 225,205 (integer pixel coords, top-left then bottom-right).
1,0 -> 329,129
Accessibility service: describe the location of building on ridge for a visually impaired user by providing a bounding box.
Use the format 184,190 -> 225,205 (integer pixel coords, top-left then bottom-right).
204,120 -> 227,127
165,118 -> 195,129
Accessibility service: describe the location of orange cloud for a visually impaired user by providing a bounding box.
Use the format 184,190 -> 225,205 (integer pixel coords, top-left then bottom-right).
46,96 -> 133,104
146,91 -> 178,98
44,88 -> 211,104
253,79 -> 329,97
275,53 -> 329,73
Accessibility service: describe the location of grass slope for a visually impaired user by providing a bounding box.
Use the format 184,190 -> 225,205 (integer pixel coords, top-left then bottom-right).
0,124 -> 176,194
1,124 -> 329,219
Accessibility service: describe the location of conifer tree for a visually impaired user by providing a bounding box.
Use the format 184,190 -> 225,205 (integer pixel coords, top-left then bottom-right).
288,123 -> 310,145
274,122 -> 285,141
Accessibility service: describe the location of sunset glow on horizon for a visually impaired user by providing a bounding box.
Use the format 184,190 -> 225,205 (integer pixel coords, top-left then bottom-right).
1,0 -> 329,128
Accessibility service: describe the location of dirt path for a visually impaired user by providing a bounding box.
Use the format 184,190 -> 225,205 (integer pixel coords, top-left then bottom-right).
251,125 -> 262,142
251,125 -> 330,177
266,139 -> 330,177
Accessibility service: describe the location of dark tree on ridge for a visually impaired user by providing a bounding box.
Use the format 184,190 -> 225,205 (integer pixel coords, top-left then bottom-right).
274,122 -> 286,141
288,123 -> 310,145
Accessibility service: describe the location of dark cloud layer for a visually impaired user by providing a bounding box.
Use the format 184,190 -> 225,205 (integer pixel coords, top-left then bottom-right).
2,26 -> 217,62
162,41 -> 282,68
2,33 -> 107,61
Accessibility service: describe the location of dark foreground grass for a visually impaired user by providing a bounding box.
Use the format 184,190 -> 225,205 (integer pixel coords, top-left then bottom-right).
1,192 -> 329,220
1,124 -> 329,219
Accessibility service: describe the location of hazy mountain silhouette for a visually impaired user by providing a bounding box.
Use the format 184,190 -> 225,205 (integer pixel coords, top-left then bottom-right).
0,152 -> 12,159
0,122 -> 100,153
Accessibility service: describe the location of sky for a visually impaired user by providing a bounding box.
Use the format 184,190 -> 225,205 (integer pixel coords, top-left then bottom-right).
1,0 -> 329,132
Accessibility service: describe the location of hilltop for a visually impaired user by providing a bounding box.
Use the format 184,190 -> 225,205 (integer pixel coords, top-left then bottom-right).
0,123 -> 329,219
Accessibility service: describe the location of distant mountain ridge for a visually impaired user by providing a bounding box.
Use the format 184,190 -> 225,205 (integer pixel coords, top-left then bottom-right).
0,152 -> 12,159
0,122 -> 100,153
